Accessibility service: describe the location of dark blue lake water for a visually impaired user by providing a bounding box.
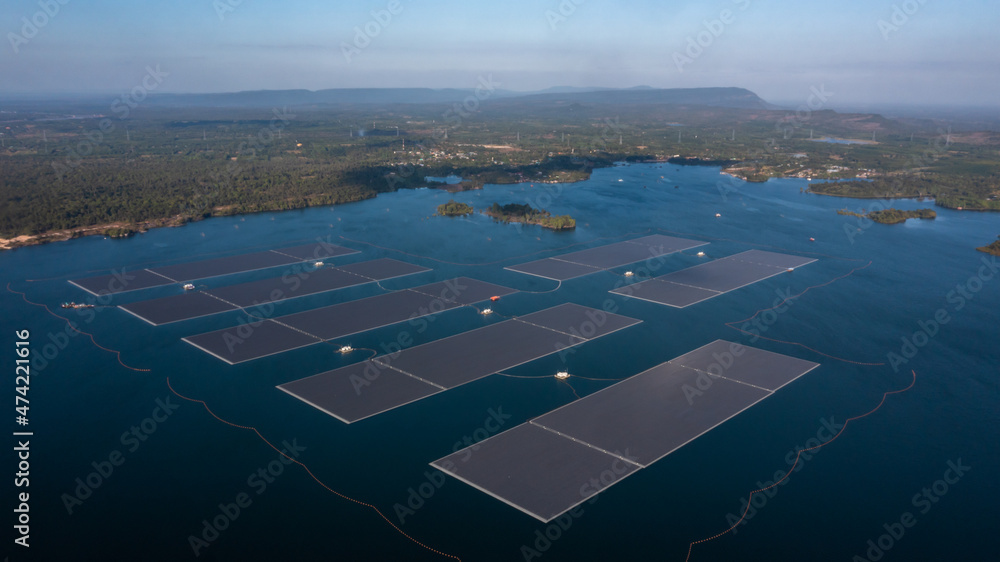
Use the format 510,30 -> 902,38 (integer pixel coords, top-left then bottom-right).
3,163 -> 997,561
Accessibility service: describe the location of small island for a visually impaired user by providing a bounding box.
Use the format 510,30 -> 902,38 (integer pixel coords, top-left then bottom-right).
484,203 -> 576,230
836,208 -> 937,224
436,200 -> 474,216
977,237 -> 1000,257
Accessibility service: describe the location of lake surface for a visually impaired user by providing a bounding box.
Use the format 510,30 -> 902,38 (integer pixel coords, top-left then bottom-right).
3,163 -> 997,561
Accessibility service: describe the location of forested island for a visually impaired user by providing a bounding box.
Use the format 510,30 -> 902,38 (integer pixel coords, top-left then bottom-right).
484,203 -> 576,230
1,87 -> 997,249
978,237 -> 1000,256
836,208 -> 937,224
810,177 -> 1000,211
436,200 -> 473,216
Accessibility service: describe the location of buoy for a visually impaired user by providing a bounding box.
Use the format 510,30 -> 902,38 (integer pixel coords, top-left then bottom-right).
490,296 -> 501,302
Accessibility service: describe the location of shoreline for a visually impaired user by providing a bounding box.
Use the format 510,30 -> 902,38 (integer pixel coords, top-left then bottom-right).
0,215 -> 193,251
3,159 -> 994,251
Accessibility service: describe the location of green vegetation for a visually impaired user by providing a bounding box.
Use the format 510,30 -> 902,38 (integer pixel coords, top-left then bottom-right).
977,237 -> 1000,257
1,93 -> 997,248
102,227 -> 136,238
868,208 -> 937,224
811,176 -> 1000,211
837,208 -> 936,224
436,200 -> 473,216
484,203 -> 575,230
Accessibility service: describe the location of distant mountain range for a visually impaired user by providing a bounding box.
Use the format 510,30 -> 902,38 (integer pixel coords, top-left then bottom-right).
134,86 -> 774,110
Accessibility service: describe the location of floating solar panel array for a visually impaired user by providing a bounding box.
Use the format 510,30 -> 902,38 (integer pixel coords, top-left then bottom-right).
431,340 -> 819,522
69,242 -> 359,295
278,303 -> 641,423
506,234 -> 708,281
184,277 -> 519,364
611,250 -> 817,308
119,258 -> 429,325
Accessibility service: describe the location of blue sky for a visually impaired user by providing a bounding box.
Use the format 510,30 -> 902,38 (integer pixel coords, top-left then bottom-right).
2,0 -> 997,106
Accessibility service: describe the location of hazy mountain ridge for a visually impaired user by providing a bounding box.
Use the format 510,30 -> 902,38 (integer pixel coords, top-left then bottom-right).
133,86 -> 773,110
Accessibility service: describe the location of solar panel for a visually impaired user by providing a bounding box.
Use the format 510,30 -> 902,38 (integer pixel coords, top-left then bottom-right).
431,423 -> 641,522
506,235 -> 707,281
71,242 -> 359,295
611,250 -> 817,308
119,292 -> 238,326
184,320 -> 320,365
184,278 -> 519,364
69,268 -> 177,296
277,304 -> 641,422
278,360 -> 444,424
432,341 -> 819,521
117,258 -> 430,325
